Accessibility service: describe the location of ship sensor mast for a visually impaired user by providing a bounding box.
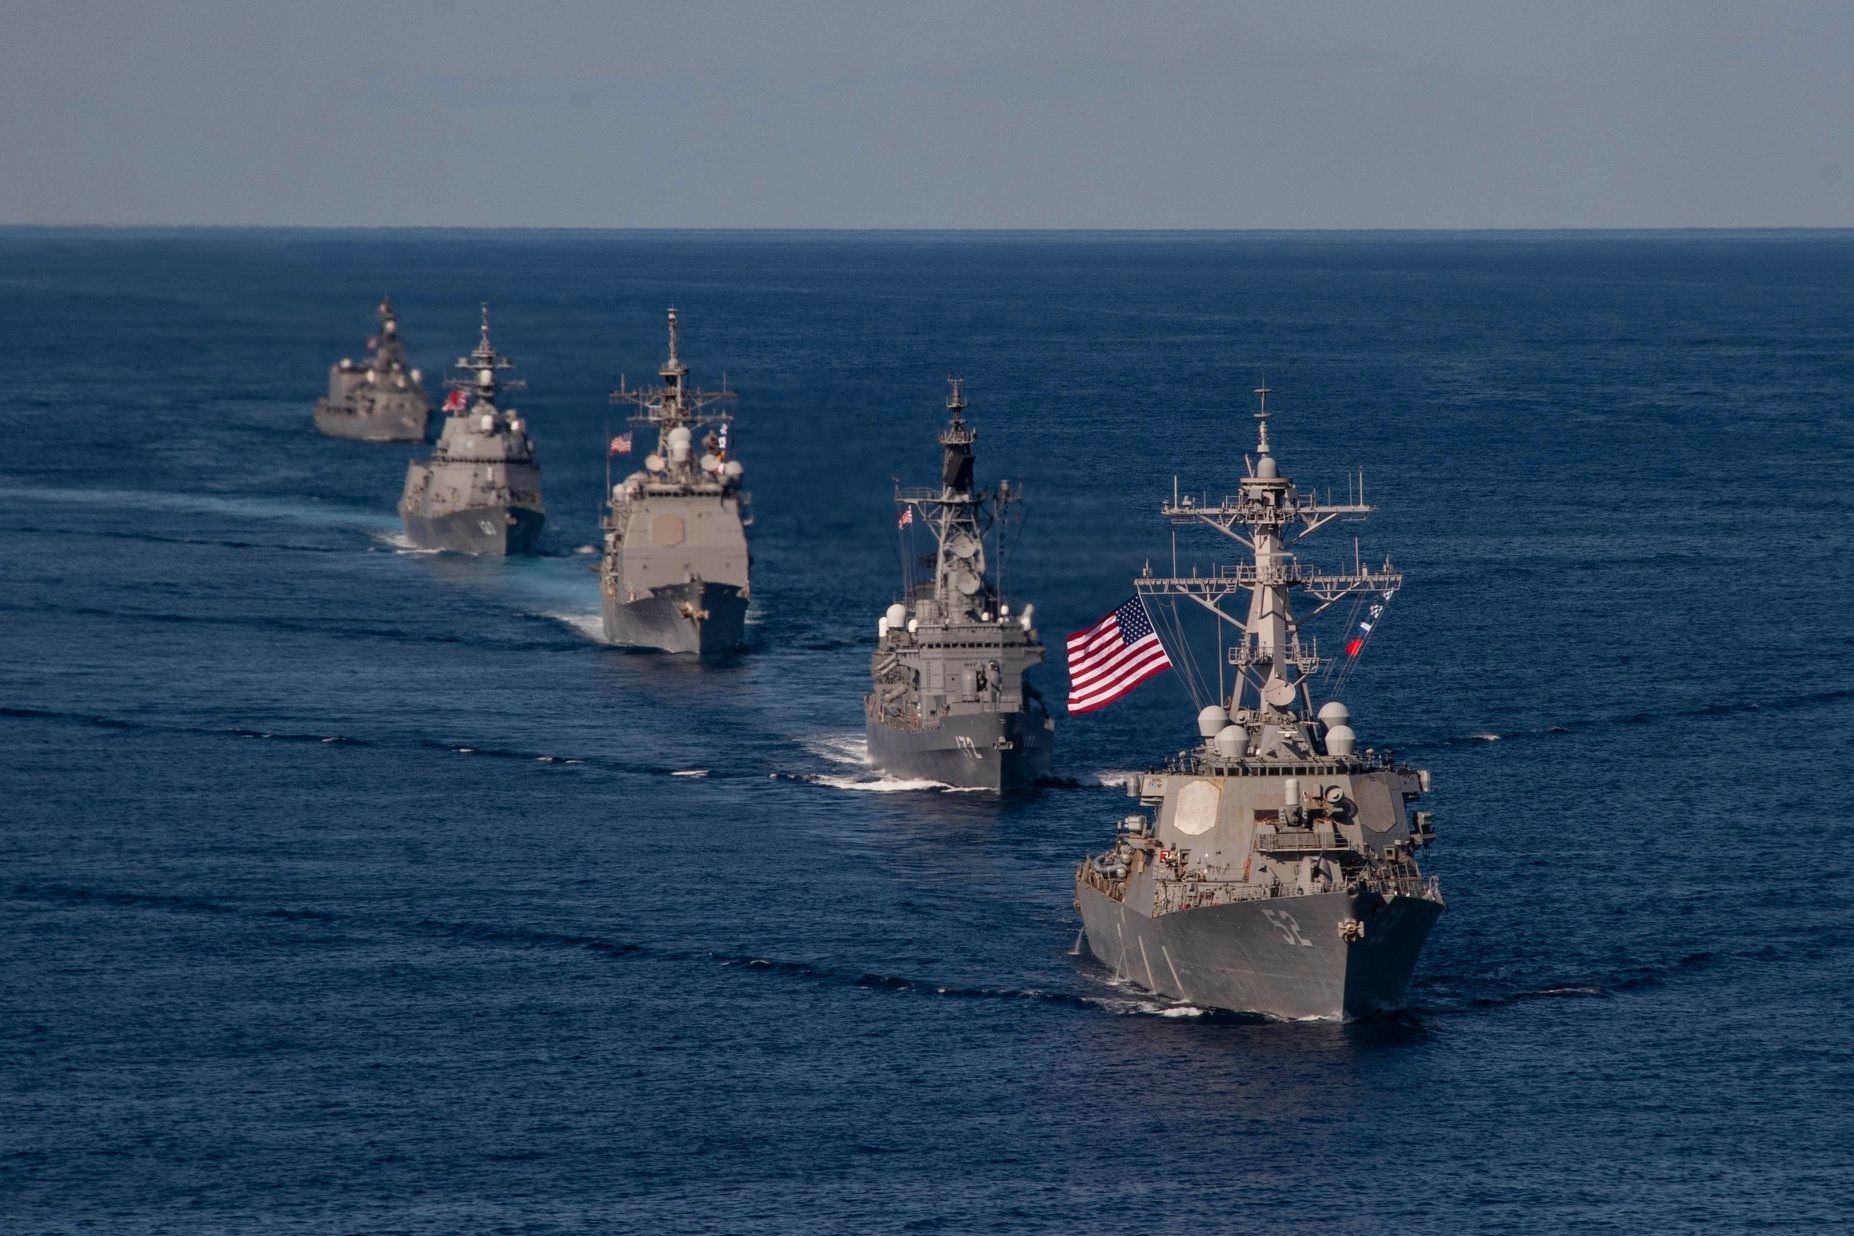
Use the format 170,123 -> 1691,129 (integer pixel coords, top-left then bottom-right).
447,303 -> 522,413
1136,386 -> 1399,719
894,377 -> 1022,621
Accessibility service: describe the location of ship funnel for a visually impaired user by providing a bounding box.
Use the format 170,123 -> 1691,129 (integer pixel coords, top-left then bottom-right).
1197,705 -> 1230,738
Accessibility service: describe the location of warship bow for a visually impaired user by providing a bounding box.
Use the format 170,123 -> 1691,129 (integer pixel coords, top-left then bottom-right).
1074,387 -> 1442,1019
865,379 -> 1054,790
398,306 -> 545,555
598,309 -> 751,654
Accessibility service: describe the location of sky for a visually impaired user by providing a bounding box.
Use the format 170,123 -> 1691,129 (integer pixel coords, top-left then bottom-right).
2,0 -> 1849,229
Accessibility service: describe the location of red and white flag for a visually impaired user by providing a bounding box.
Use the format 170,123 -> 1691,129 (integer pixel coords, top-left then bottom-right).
1344,587 -> 1398,657
609,432 -> 633,455
442,388 -> 467,413
1066,597 -> 1173,714
897,507 -> 913,529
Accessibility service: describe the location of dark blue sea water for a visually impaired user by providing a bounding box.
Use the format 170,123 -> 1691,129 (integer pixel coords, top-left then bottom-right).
3,230 -> 1852,1234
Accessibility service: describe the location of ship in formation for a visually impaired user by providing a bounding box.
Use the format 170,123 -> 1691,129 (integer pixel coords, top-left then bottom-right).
313,296 -> 431,442
865,380 -> 1054,791
1073,389 -> 1442,1019
598,310 -> 751,654
398,306 -> 546,556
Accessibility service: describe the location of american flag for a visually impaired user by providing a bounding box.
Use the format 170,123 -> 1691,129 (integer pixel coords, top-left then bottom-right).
609,432 -> 633,455
1066,597 -> 1173,714
441,388 -> 467,413
897,507 -> 913,529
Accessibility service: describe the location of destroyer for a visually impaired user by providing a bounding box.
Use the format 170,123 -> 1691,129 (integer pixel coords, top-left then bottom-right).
1075,388 -> 1441,1019
866,379 -> 1053,790
313,296 -> 431,441
599,310 -> 750,653
398,306 -> 544,555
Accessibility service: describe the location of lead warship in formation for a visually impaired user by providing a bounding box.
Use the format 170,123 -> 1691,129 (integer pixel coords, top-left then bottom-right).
1075,389 -> 1442,1019
599,310 -> 750,654
313,296 -> 431,441
398,306 -> 545,555
866,380 -> 1053,791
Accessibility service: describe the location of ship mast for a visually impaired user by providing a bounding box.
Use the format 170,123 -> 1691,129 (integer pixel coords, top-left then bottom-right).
611,308 -> 736,482
1137,386 -> 1399,723
446,303 -> 521,415
895,377 -> 1019,622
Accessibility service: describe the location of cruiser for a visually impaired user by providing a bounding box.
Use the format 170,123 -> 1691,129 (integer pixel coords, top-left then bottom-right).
1074,388 -> 1441,1018
865,379 -> 1053,790
599,310 -> 750,653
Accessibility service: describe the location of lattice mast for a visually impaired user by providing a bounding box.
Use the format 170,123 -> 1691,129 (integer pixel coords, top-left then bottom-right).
611,308 -> 737,483
1137,387 -> 1399,719
895,378 -> 1022,621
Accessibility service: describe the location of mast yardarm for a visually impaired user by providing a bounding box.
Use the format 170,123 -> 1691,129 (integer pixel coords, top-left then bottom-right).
1139,386 -> 1400,721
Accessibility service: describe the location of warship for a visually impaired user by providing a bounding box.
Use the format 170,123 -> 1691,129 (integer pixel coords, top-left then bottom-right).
313,296 -> 431,441
398,306 -> 545,555
599,310 -> 750,653
1074,388 -> 1441,1019
865,379 -> 1053,791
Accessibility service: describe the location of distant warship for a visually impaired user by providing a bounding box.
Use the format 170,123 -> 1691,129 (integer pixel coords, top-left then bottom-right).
865,380 -> 1053,791
1075,388 -> 1441,1019
398,306 -> 544,555
313,296 -> 431,441
599,310 -> 750,653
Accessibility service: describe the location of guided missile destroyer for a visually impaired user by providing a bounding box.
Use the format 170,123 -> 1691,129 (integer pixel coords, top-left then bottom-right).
599,310 -> 750,653
313,296 -> 431,441
1075,389 -> 1441,1019
398,306 -> 544,556
866,380 -> 1053,791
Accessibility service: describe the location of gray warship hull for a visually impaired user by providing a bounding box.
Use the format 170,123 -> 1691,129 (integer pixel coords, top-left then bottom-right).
402,505 -> 544,556
600,580 -> 747,654
1075,881 -> 1441,1020
314,399 -> 427,442
866,707 -> 1053,791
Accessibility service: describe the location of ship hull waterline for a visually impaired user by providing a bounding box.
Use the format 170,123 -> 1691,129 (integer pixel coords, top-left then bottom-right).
314,401 -> 428,443
601,580 -> 748,655
866,708 -> 1054,791
401,506 -> 545,557
1074,881 -> 1442,1020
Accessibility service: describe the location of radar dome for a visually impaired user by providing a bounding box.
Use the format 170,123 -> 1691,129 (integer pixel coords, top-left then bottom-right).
667,426 -> 692,447
1317,701 -> 1350,728
477,368 -> 494,386
645,453 -> 665,472
885,603 -> 907,629
700,453 -> 719,472
723,460 -> 744,480
1214,725 -> 1247,759
1257,455 -> 1279,479
1326,724 -> 1357,756
478,413 -> 496,433
1197,705 -> 1230,738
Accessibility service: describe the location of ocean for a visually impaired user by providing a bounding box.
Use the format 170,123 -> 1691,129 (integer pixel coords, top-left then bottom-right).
3,229 -> 1851,1233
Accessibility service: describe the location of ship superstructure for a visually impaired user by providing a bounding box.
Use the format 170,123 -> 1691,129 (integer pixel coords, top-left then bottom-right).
599,310 -> 750,654
398,306 -> 544,555
1074,388 -> 1441,1018
865,380 -> 1053,790
314,296 -> 431,441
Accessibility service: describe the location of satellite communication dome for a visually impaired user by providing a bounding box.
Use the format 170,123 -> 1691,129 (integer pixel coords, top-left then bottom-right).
645,453 -> 665,472
478,413 -> 496,433
1214,725 -> 1247,759
1318,701 -> 1351,728
1326,724 -> 1357,756
477,368 -> 494,386
1257,455 -> 1279,479
700,453 -> 719,472
1197,705 -> 1230,738
722,460 -> 744,480
885,603 -> 907,628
